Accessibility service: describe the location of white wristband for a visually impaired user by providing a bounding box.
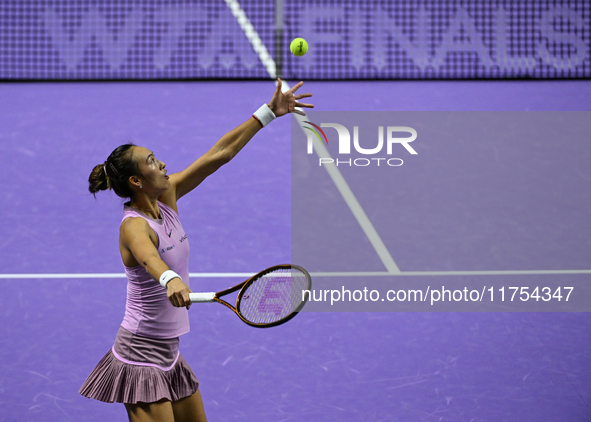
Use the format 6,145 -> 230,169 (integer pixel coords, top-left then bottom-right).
159,270 -> 181,288
252,103 -> 276,128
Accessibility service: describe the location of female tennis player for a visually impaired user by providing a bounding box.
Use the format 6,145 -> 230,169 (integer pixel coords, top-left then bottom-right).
79,79 -> 313,422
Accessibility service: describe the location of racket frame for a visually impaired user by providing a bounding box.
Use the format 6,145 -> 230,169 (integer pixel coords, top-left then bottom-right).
190,264 -> 311,328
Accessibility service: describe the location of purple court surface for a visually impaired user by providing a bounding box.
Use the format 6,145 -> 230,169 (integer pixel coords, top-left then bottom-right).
1,80 -> 591,421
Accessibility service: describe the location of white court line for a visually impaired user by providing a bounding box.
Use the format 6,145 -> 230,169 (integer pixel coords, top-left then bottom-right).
223,0 -> 276,78
291,111 -> 402,274
0,273 -> 254,279
1,270 -> 590,279
310,270 -> 591,277
224,0 -> 401,274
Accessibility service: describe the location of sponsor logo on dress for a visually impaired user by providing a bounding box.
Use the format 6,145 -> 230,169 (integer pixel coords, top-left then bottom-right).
161,245 -> 175,254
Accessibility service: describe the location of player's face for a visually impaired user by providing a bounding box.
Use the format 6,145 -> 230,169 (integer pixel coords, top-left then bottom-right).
132,146 -> 170,192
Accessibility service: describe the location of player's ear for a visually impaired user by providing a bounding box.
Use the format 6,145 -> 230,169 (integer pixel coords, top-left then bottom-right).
129,175 -> 142,189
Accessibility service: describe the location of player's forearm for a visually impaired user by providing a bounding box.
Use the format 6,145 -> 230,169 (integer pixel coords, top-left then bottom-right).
211,117 -> 262,163
173,105 -> 278,199
142,254 -> 190,307
140,254 -> 176,285
170,118 -> 261,200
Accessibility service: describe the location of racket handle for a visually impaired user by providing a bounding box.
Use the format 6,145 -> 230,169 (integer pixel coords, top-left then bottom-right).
189,292 -> 216,303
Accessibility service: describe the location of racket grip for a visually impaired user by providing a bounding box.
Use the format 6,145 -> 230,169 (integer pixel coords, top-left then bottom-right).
189,292 -> 216,303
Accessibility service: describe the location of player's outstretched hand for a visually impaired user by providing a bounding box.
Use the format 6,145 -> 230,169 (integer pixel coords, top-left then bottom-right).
267,78 -> 314,117
167,278 -> 192,309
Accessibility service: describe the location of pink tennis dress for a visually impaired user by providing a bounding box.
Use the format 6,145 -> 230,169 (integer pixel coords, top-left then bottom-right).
79,201 -> 199,404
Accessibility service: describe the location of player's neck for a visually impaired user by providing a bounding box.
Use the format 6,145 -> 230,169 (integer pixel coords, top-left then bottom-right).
129,196 -> 161,219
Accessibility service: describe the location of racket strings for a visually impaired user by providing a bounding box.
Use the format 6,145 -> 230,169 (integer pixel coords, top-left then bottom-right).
239,268 -> 309,324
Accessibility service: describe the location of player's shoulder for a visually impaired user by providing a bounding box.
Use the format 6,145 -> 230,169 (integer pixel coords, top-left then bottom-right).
120,216 -> 152,235
120,217 -> 159,248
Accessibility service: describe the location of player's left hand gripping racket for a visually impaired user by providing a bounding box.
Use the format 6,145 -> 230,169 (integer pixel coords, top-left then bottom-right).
189,264 -> 312,328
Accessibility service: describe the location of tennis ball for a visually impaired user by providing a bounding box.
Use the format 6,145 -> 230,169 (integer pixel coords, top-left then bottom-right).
290,38 -> 308,56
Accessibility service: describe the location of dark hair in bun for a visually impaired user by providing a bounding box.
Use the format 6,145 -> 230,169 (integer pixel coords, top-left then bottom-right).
88,143 -> 139,198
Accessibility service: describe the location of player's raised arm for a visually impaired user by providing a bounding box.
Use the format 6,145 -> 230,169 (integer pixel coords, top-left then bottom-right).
168,79 -> 313,201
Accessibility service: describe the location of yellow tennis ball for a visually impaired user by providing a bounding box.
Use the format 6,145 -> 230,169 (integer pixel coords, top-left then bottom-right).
290,38 -> 308,56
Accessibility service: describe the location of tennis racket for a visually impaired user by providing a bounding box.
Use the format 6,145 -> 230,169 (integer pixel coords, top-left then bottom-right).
189,264 -> 311,328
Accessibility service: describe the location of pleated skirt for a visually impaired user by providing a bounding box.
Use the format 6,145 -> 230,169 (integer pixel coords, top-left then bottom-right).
79,327 -> 199,404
